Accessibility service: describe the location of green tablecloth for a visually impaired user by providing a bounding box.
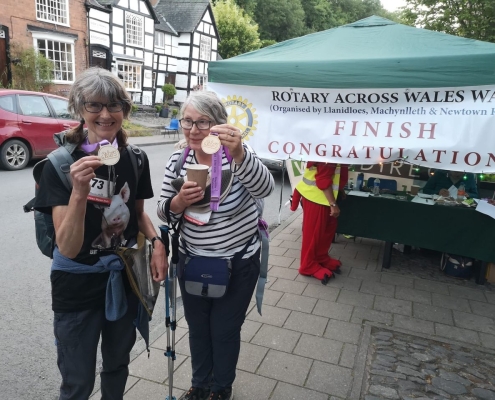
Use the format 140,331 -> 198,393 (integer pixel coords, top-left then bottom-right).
338,194 -> 495,263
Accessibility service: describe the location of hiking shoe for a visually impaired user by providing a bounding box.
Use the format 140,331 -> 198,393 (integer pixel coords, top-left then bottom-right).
208,388 -> 233,400
179,387 -> 210,400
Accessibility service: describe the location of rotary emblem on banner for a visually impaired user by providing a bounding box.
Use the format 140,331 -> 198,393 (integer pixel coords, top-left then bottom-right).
221,95 -> 258,140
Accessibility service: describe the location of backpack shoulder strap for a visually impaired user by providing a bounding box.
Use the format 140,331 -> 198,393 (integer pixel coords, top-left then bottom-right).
46,146 -> 74,191
174,147 -> 189,176
126,144 -> 144,183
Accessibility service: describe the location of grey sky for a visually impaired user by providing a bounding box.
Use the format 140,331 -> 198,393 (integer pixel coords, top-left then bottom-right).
380,0 -> 407,12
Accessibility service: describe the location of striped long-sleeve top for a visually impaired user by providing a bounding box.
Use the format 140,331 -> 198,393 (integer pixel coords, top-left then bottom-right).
157,145 -> 274,258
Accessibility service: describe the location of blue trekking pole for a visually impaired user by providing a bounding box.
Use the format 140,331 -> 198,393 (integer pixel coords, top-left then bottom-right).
160,225 -> 177,400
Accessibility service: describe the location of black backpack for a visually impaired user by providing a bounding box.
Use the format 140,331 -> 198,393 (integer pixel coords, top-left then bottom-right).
440,252 -> 474,279
23,142 -> 144,258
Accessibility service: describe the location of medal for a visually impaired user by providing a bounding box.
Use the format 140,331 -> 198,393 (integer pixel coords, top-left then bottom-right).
98,145 -> 120,165
201,134 -> 221,155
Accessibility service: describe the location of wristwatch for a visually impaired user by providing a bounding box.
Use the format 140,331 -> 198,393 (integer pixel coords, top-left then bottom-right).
150,236 -> 164,247
330,203 -> 337,207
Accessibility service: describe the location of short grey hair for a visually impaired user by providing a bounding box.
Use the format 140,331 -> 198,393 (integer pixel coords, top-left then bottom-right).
180,91 -> 227,124
68,67 -> 132,119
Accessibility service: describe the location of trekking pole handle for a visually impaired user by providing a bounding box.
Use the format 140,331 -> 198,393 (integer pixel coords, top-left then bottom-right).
171,232 -> 180,265
159,225 -> 170,257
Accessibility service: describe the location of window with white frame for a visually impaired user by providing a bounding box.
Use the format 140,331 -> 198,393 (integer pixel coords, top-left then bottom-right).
36,0 -> 69,25
117,62 -> 142,91
126,12 -> 144,47
164,34 -> 172,55
155,31 -> 164,49
36,37 -> 75,83
194,75 -> 208,90
199,36 -> 211,61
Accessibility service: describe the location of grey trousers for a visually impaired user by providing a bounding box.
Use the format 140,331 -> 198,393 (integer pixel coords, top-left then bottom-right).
178,249 -> 260,392
53,294 -> 138,400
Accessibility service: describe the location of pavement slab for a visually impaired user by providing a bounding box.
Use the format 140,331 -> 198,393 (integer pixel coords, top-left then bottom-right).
395,286 -> 432,305
283,310 -> 329,336
256,349 -> 312,386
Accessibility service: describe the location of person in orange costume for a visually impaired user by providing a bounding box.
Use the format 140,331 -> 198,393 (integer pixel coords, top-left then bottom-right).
290,162 -> 348,284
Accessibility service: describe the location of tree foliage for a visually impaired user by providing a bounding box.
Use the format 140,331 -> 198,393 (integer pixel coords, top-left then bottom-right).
211,0 -> 400,55
232,0 -> 257,15
400,0 -> 495,43
254,0 -> 307,42
301,0 -> 335,32
213,0 -> 261,59
9,42 -> 53,91
328,0 -> 397,27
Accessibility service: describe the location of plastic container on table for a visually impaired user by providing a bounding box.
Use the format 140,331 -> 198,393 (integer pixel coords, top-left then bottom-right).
373,178 -> 381,196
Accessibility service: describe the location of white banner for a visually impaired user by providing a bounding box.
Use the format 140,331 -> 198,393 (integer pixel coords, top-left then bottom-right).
209,82 -> 495,172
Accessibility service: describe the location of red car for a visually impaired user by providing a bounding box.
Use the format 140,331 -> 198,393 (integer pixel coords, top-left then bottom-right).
0,89 -> 80,170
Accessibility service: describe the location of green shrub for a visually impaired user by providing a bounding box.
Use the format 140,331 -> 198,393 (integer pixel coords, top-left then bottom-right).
9,42 -> 53,91
162,83 -> 177,100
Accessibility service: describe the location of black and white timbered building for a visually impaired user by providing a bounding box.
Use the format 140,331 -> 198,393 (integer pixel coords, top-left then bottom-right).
86,0 -> 159,105
153,0 -> 220,103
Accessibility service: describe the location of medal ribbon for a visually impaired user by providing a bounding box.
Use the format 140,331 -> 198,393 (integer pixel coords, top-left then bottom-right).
210,133 -> 222,211
81,137 -> 118,154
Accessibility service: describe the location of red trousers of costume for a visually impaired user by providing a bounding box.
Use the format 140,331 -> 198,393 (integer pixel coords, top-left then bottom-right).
300,197 -> 340,278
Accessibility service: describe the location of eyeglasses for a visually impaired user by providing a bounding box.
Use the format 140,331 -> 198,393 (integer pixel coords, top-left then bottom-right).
84,102 -> 124,113
179,118 -> 212,130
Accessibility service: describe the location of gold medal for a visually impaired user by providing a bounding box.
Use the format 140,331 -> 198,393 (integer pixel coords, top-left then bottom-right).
98,145 -> 120,166
201,135 -> 221,154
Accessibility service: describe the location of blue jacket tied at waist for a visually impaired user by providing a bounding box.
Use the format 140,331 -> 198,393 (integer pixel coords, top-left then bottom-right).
51,247 -> 150,350
52,247 -> 150,352
52,247 -> 127,320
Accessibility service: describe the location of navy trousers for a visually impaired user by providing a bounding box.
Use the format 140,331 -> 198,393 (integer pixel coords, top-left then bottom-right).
178,249 -> 260,392
53,293 -> 138,400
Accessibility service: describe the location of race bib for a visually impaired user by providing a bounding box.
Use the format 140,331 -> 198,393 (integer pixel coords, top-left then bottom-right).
184,208 -> 212,226
87,177 -> 114,206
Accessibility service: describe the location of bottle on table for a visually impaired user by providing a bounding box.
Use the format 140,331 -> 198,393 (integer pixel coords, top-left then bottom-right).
356,173 -> 364,191
457,183 -> 466,201
373,178 -> 381,196
348,178 -> 354,190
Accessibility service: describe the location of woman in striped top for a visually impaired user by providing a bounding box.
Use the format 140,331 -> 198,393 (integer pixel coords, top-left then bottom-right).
157,91 -> 274,400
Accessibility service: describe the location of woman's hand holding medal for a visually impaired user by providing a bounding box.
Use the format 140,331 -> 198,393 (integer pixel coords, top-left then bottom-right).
206,124 -> 244,164
70,156 -> 104,197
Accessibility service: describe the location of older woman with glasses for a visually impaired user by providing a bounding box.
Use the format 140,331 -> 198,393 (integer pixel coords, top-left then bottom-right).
34,67 -> 167,400
158,91 -> 274,400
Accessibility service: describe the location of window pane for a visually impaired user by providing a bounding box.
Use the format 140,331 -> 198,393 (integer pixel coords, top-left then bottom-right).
18,95 -> 51,117
36,0 -> 68,24
37,39 -> 74,82
0,95 -> 15,113
126,12 -> 143,47
117,61 -> 142,91
47,97 -> 71,119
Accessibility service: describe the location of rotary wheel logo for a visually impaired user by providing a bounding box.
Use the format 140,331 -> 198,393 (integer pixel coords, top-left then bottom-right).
222,95 -> 258,140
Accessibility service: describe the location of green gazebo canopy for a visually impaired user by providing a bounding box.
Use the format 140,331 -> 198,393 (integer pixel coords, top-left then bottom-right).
209,16 -> 495,89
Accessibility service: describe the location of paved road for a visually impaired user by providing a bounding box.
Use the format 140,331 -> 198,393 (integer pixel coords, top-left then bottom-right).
0,144 -> 293,400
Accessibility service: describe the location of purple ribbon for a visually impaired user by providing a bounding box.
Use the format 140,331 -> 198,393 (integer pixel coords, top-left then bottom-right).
210,133 -> 223,211
81,137 -> 118,154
